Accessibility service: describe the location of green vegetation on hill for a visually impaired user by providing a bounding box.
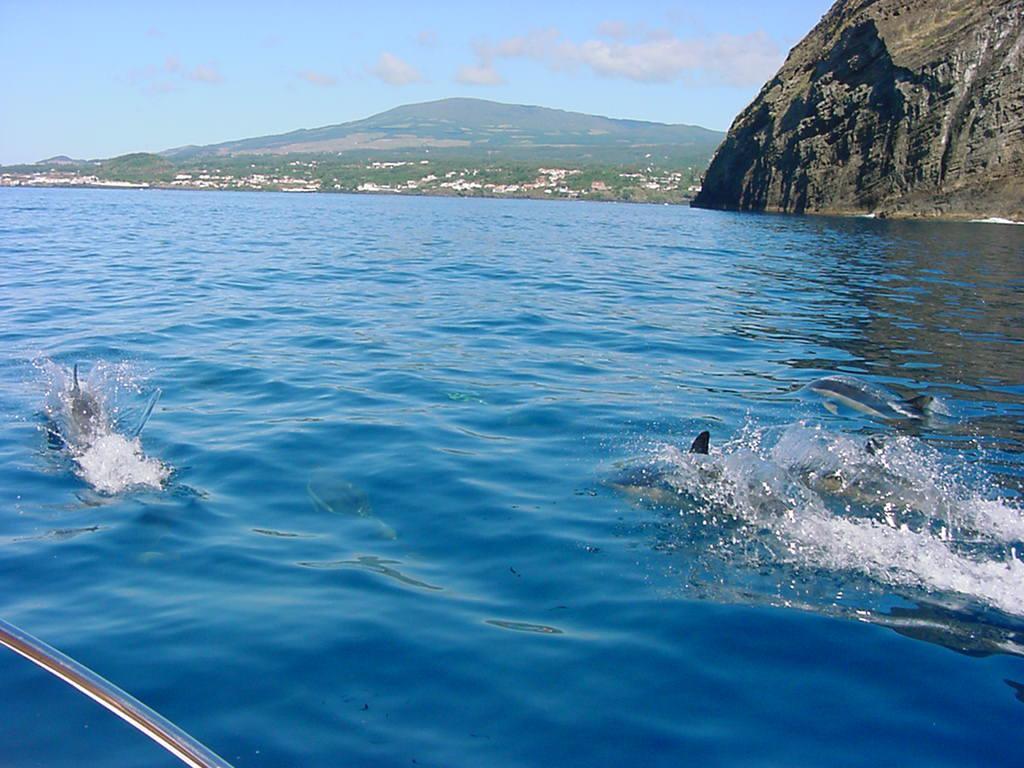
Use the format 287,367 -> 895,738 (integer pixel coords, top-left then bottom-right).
97,153 -> 176,182
162,97 -> 724,169
2,153 -> 703,204
3,99 -> 720,203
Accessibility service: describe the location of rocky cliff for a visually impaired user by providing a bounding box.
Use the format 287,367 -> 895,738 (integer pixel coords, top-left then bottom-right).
693,0 -> 1024,219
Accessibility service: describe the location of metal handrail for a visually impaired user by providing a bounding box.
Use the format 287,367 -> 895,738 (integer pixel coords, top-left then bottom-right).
0,618 -> 234,768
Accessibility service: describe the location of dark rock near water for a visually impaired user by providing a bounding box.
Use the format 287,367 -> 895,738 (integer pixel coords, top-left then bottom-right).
693,0 -> 1024,219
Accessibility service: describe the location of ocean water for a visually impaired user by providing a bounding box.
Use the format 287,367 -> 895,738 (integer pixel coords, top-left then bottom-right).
1,187 -> 1022,767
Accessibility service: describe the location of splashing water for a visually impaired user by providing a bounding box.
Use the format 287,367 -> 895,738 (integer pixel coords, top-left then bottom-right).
36,359 -> 169,494
618,422 -> 1024,618
71,432 -> 169,495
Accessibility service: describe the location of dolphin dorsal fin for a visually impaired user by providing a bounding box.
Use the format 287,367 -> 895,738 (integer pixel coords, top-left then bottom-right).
72,363 -> 80,394
689,431 -> 710,455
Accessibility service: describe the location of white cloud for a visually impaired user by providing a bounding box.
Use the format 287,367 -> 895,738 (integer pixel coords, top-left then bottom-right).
128,64 -> 158,87
560,38 -> 703,82
701,31 -> 784,86
370,52 -> 424,86
488,28 -> 559,59
298,70 -> 337,87
186,64 -> 223,84
459,27 -> 783,88
129,57 -> 223,94
454,30 -> 557,87
595,20 -> 633,40
455,63 -> 504,86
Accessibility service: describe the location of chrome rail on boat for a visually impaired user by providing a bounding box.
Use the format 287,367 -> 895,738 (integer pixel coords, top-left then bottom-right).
0,618 -> 234,768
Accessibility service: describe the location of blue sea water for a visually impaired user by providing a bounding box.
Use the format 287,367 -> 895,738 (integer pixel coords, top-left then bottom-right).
1,187 -> 1022,767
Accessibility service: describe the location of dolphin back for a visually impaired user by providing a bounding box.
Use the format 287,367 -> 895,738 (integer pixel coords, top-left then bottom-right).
63,363 -> 105,446
903,394 -> 933,415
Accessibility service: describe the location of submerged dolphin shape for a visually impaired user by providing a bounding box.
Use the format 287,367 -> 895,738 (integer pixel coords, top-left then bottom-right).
807,376 -> 932,421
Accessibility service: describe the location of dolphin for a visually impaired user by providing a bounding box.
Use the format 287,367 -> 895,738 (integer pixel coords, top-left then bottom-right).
607,430 -> 714,506
64,363 -> 107,448
307,472 -> 396,540
874,603 -> 1024,659
51,363 -> 160,453
610,429 -> 930,522
62,364 -> 161,448
806,376 -> 932,421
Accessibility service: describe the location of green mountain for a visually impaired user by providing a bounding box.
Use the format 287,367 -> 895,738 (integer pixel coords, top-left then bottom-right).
163,98 -> 724,167
99,152 -> 175,179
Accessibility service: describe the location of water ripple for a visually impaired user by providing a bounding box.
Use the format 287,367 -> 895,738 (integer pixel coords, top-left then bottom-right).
1,189 -> 1023,768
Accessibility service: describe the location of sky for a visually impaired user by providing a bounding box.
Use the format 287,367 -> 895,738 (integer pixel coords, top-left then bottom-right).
0,1 -> 834,164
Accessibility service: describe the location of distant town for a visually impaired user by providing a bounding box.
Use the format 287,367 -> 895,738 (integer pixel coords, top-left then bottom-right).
0,155 -> 703,204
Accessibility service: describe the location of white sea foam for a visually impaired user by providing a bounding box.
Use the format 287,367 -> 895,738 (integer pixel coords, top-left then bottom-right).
966,499 -> 1024,543
789,514 -> 1024,617
631,422 -> 1024,617
73,433 -> 169,494
970,217 -> 1024,225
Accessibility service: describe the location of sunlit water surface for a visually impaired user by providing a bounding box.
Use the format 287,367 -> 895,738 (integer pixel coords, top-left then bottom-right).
1,188 -> 1022,766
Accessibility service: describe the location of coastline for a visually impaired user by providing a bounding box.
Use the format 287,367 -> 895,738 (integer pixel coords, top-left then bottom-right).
0,178 -> 699,206
688,201 -> 1024,225
5,182 -> 1022,224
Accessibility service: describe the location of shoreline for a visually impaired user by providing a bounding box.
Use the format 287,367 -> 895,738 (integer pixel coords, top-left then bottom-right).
0,180 -> 697,207
3,183 -> 1021,224
690,200 -> 1024,225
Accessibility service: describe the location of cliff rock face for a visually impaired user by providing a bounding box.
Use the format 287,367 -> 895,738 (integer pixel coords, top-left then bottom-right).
693,0 -> 1024,219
